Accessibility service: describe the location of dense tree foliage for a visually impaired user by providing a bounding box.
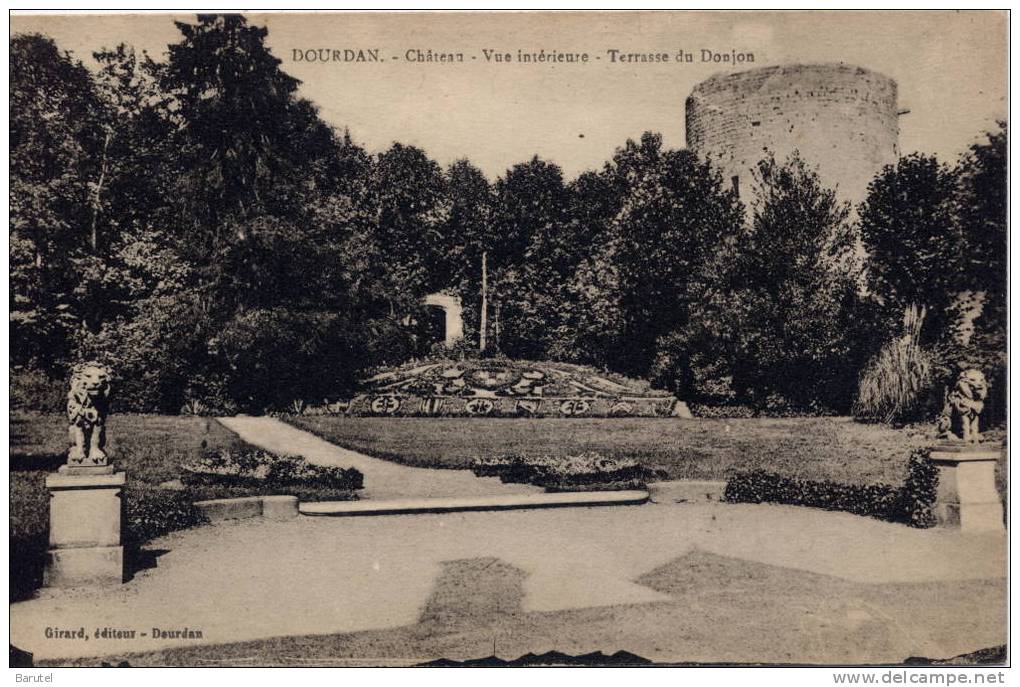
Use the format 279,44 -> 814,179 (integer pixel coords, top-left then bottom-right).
855,129 -> 1007,423
951,123 -> 1008,422
10,16 -> 1006,419
858,153 -> 964,343
11,34 -> 107,366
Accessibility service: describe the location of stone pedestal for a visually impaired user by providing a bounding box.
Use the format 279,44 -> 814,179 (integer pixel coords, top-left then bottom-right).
929,446 -> 1003,532
44,471 -> 126,587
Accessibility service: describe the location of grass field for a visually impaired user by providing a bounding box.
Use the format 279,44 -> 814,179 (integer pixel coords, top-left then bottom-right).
288,415 -> 953,487
9,413 -> 352,601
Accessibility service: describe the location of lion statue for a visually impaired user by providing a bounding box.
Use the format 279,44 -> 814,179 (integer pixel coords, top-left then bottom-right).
66,362 -> 112,467
936,368 -> 988,444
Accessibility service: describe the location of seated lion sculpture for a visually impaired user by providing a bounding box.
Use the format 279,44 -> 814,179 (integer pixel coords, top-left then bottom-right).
936,368 -> 988,444
66,362 -> 112,467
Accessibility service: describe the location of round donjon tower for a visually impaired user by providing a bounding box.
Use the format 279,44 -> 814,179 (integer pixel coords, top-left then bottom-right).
685,63 -> 899,207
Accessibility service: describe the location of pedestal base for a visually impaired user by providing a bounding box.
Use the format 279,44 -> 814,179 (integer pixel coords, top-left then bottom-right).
929,446 -> 1004,532
44,471 -> 126,587
44,546 -> 124,587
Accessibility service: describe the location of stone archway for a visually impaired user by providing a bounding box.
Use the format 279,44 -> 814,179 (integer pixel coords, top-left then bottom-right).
423,292 -> 464,346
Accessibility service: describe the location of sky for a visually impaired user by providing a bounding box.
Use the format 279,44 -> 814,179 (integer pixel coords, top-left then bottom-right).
10,10 -> 1008,180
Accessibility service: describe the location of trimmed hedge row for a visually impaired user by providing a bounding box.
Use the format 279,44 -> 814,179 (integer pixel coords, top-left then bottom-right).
724,448 -> 938,527
182,448 -> 364,492
123,484 -> 209,545
473,452 -> 665,491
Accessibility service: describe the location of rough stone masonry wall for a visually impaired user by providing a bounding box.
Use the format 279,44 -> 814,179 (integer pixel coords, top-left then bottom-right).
686,64 -> 899,208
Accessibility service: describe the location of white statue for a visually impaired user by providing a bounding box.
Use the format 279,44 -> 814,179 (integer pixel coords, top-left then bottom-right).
66,362 -> 112,466
937,369 -> 989,444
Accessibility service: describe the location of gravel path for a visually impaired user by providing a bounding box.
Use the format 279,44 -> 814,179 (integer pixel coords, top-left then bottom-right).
12,501 -> 1005,663
217,416 -> 542,500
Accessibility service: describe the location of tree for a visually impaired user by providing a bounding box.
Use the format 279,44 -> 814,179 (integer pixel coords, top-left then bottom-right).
490,156 -> 575,358
67,44 -> 183,338
91,43 -> 176,245
161,14 -> 334,253
551,133 -> 668,367
372,143 -> 451,303
954,122 -> 1007,423
10,34 -> 107,369
668,153 -> 875,411
443,159 -> 494,344
957,122 -> 1006,300
611,146 -> 744,378
858,153 -> 964,343
732,154 -> 868,409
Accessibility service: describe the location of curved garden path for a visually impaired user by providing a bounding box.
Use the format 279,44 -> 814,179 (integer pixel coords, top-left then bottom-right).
216,416 -> 542,500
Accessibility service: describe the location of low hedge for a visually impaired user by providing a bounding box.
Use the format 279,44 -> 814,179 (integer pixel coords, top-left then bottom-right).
123,484 -> 209,545
473,452 -> 665,491
724,448 -> 938,527
182,448 -> 364,492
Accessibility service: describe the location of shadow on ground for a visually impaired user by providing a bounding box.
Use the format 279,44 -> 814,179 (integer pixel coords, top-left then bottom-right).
125,548 -> 171,582
37,549 -> 1006,667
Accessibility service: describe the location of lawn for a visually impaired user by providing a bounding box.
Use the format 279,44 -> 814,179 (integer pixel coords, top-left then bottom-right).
288,415 -> 949,486
9,413 -> 354,602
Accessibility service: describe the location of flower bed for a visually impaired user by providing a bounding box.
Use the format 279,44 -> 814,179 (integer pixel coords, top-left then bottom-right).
337,358 -> 682,418
182,448 -> 364,493
723,448 -> 938,527
345,394 -> 680,418
473,452 -> 664,491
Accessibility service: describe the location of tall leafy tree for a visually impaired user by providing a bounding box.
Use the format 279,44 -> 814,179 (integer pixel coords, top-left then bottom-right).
10,34 -> 107,368
69,44 -> 184,338
722,154 -> 869,410
161,14 -> 332,252
91,43 -> 175,243
957,122 -> 1006,313
552,133 -> 667,367
611,146 -> 744,377
658,153 -> 876,411
444,159 -> 494,343
954,122 -> 1007,422
858,153 -> 963,342
372,143 -> 451,310
490,156 -> 574,358
306,130 -> 385,315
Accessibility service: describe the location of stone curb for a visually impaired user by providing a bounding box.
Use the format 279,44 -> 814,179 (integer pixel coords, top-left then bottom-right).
298,489 -> 650,517
193,495 -> 299,522
648,480 -> 727,504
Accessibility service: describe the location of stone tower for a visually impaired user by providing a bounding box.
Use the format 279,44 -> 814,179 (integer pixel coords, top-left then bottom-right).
686,63 -> 899,208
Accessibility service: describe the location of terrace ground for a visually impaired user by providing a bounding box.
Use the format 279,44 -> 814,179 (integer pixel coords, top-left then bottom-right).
13,501 -> 1006,666
10,414 -> 1008,665
10,414 -> 354,602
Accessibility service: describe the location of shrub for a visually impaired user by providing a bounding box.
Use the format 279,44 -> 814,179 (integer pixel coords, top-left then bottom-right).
10,367 -> 65,413
689,403 -> 834,419
724,448 -> 938,527
10,469 -> 51,602
123,484 -> 209,545
689,404 -> 758,419
899,448 -> 938,527
182,448 -> 364,491
854,306 -> 937,424
473,453 -> 664,491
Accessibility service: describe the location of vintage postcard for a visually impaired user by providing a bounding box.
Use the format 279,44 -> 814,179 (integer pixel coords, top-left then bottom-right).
8,9 -> 1008,673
